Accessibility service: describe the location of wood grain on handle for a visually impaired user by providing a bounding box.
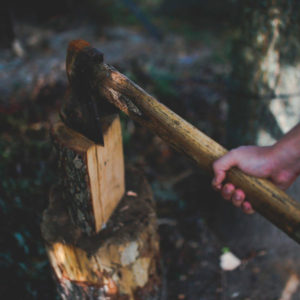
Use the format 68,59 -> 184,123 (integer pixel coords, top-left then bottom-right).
67,40 -> 300,244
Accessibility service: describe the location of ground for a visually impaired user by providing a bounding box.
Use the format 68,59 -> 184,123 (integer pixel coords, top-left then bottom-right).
1,22 -> 300,300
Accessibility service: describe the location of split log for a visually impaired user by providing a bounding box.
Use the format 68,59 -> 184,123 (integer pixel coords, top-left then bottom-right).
51,114 -> 125,235
41,167 -> 161,300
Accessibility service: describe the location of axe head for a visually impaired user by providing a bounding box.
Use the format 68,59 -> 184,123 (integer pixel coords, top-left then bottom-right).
63,40 -> 117,145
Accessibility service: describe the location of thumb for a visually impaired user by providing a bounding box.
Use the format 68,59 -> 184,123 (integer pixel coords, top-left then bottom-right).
212,151 -> 238,189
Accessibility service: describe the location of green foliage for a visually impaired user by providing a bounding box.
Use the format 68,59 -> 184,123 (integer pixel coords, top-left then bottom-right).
222,246 -> 230,254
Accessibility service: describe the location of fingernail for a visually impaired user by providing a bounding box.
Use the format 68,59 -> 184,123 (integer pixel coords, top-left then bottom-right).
224,187 -> 231,194
234,195 -> 241,202
244,203 -> 251,210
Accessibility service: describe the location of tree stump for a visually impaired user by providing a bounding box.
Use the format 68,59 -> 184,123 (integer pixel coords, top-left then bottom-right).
41,167 -> 162,300
42,39 -> 162,299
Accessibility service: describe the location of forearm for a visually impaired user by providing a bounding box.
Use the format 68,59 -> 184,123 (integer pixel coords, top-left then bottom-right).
271,123 -> 300,172
274,123 -> 300,152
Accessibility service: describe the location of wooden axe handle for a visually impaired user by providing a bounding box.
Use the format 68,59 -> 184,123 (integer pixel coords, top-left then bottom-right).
67,41 -> 300,244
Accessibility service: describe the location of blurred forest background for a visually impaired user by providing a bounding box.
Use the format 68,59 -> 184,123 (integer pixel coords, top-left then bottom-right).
1,0 -> 300,299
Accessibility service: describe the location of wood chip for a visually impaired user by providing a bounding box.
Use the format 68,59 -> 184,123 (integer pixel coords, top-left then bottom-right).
120,205 -> 129,212
126,190 -> 138,197
279,273 -> 299,300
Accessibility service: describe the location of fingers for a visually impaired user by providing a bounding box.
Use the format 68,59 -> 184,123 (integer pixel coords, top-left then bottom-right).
232,189 -> 245,207
211,149 -> 255,214
219,184 -> 255,214
212,150 -> 238,189
212,170 -> 226,190
221,183 -> 235,200
242,201 -> 255,214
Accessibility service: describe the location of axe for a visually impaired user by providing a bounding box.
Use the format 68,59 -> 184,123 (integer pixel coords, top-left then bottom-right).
64,40 -> 300,244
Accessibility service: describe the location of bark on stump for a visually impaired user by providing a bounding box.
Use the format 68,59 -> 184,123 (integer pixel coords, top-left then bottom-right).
41,167 -> 161,300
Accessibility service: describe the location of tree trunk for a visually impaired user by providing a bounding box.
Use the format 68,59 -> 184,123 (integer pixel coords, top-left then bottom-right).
41,167 -> 162,300
228,0 -> 300,147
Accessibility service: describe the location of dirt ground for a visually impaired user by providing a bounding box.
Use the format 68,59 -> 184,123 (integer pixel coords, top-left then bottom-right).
1,23 -> 300,300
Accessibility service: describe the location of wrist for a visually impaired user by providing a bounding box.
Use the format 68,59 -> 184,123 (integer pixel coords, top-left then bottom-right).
271,140 -> 300,174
